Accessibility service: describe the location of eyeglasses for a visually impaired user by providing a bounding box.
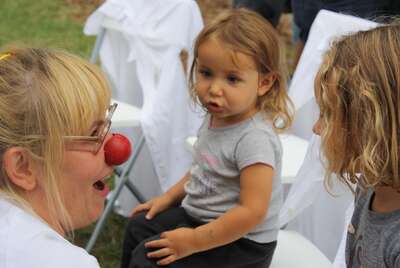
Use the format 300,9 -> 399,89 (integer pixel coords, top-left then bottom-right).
64,103 -> 117,154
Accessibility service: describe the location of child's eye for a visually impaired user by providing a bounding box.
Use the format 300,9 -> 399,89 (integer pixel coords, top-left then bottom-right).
227,75 -> 241,84
198,68 -> 212,78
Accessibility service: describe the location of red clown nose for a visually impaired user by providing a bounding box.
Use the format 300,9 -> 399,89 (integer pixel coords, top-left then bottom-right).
104,133 -> 132,165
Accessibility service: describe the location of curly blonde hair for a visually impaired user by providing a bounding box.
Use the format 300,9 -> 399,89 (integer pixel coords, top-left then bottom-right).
315,23 -> 400,190
0,47 -> 111,233
189,8 -> 293,131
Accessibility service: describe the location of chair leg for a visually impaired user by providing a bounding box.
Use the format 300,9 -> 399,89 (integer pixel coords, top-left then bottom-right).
125,180 -> 146,203
89,28 -> 106,64
85,135 -> 146,252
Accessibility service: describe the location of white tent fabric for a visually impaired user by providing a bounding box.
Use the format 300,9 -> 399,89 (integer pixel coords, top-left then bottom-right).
280,10 -> 377,261
84,0 -> 204,193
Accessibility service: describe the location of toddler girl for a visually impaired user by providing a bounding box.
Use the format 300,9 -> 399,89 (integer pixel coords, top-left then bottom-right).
122,8 -> 293,268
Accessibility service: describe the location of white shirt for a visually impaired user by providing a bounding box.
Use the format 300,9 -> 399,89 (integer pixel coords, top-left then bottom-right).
0,196 -> 100,268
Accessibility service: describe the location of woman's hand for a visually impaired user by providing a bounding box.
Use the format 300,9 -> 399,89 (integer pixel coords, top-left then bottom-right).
130,194 -> 174,220
144,227 -> 199,266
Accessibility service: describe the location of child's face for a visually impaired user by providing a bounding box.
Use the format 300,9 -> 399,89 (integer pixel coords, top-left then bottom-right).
195,38 -> 271,127
58,119 -> 114,231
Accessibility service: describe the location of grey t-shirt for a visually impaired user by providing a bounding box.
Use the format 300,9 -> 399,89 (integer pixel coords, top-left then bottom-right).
346,187 -> 400,267
181,113 -> 283,243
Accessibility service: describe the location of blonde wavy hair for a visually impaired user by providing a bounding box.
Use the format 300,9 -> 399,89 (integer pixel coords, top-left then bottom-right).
315,23 -> 400,190
189,8 -> 293,131
0,47 -> 111,233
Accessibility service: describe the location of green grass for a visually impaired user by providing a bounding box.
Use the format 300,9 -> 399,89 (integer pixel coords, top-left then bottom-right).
0,0 -> 95,57
0,1 -> 126,267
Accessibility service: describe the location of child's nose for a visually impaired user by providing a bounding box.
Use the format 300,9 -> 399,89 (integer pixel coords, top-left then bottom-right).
209,80 -> 223,96
312,119 -> 322,136
104,133 -> 132,165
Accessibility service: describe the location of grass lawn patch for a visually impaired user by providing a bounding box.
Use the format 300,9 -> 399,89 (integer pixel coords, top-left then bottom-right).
0,0 -> 95,57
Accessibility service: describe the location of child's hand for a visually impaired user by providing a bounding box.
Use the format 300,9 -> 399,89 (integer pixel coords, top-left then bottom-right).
130,194 -> 174,219
144,227 -> 198,266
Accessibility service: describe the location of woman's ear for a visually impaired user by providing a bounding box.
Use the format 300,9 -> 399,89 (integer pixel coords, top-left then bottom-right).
3,147 -> 38,191
258,73 -> 277,97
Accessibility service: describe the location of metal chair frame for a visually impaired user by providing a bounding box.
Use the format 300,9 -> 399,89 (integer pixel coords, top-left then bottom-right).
85,27 -> 147,252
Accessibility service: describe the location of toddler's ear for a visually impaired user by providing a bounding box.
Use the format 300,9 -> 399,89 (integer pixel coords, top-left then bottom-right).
258,73 -> 276,97
3,147 -> 38,191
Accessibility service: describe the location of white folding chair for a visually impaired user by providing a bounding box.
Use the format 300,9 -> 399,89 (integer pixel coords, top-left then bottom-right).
83,0 -> 204,252
85,67 -> 147,253
270,230 -> 332,268
84,0 -> 204,196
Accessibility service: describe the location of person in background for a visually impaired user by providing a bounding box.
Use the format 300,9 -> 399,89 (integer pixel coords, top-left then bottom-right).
233,0 -> 289,28
291,0 -> 398,67
313,23 -> 400,267
0,47 -> 129,268
121,8 -> 293,268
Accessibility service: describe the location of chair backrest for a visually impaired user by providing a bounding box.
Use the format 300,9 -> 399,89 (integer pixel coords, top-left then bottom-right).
288,9 -> 377,140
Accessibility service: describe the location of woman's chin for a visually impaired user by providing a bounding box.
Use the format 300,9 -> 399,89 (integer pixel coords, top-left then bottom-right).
90,203 -> 105,223
72,203 -> 105,230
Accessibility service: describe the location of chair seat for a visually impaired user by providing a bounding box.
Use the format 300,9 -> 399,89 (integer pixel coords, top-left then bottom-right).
185,134 -> 309,184
279,134 -> 308,184
111,99 -> 141,128
270,230 -> 332,268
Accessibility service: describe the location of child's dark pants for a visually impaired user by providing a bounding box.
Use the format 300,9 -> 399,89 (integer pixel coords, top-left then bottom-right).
121,207 -> 276,268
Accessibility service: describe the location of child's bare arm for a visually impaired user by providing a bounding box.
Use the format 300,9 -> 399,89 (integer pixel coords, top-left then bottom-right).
194,163 -> 273,249
131,171 -> 191,219
145,163 -> 273,265
165,171 -> 191,205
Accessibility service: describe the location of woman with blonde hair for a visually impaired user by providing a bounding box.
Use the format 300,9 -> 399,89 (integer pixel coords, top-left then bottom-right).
313,23 -> 400,267
0,47 -> 130,268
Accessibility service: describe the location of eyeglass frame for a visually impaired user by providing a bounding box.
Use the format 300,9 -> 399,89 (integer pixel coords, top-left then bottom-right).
63,103 -> 117,154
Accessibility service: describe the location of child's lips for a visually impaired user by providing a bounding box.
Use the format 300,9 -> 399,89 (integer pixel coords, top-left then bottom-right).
207,102 -> 223,113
